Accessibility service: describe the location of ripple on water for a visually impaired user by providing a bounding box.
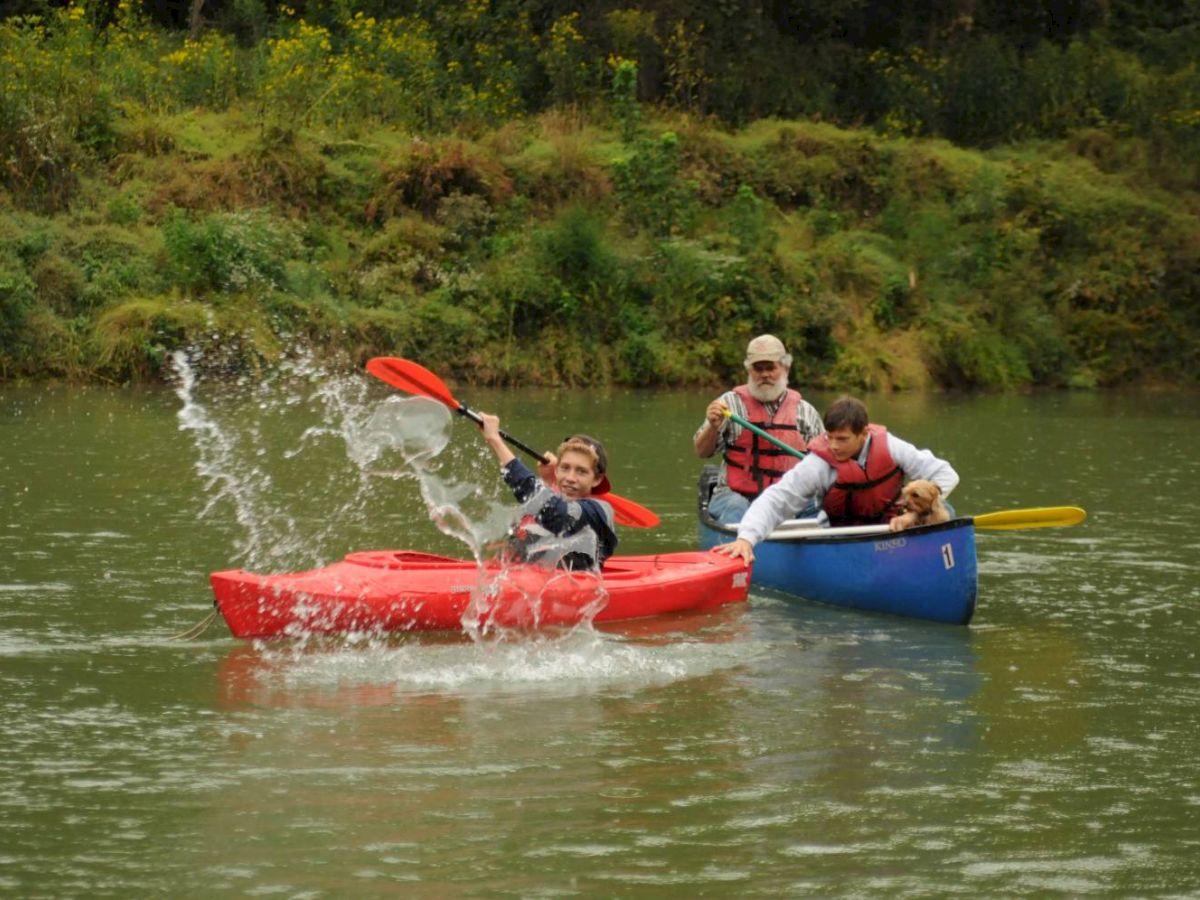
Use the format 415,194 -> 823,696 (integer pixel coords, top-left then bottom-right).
0,582 -> 72,593
780,842 -> 866,856
244,625 -> 767,700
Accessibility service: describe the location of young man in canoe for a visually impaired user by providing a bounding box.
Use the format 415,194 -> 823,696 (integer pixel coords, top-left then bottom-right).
694,334 -> 825,524
478,412 -> 618,570
713,396 -> 959,563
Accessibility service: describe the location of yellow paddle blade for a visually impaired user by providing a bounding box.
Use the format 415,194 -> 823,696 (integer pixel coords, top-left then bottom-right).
973,507 -> 1087,530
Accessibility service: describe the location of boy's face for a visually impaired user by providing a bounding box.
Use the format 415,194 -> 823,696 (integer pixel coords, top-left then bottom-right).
826,426 -> 868,462
555,449 -> 601,499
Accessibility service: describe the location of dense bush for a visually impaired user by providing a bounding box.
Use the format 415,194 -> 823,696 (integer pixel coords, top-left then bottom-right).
162,208 -> 300,294
0,2 -> 1197,390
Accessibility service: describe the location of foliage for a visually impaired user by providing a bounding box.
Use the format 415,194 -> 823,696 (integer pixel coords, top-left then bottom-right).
162,208 -> 300,294
609,58 -> 643,144
0,6 -> 114,211
612,130 -> 698,238
368,139 -> 513,221
1,2 -> 1195,202
0,252 -> 37,355
91,296 -> 210,381
334,13 -> 442,128
0,0 -> 1198,390
157,32 -> 242,109
538,13 -> 601,108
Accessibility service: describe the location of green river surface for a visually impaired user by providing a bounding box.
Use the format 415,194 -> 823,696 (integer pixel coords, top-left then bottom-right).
2,360 -> 1198,897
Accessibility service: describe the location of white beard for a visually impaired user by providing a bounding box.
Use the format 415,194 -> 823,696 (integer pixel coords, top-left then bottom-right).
747,374 -> 788,403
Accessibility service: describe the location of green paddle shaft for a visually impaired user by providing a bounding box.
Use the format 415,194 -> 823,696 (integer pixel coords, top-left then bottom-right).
721,408 -> 806,459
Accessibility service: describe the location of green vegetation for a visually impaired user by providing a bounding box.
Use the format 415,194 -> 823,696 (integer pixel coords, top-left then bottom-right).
1,2 -> 1197,389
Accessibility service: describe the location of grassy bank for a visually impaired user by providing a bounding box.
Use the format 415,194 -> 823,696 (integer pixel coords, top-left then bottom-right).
3,102 -> 1197,391
2,3 -> 1197,390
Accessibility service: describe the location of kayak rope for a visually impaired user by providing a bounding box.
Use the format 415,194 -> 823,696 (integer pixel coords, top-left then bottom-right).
168,609 -> 219,641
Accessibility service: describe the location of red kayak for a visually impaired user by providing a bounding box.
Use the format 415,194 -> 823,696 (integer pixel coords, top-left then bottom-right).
210,550 -> 750,639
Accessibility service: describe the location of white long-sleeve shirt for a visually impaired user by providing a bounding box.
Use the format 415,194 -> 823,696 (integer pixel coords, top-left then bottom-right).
735,431 -> 959,546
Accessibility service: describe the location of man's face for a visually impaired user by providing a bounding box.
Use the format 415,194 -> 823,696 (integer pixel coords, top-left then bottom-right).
825,426 -> 868,462
747,360 -> 787,402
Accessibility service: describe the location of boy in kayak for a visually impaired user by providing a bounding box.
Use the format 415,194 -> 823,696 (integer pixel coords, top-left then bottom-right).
478,412 -> 618,570
714,395 -> 958,563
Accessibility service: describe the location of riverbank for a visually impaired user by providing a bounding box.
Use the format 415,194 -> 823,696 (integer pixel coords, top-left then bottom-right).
2,104 -> 1197,391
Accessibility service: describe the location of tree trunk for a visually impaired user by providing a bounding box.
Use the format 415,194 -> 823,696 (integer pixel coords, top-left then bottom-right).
188,0 -> 205,41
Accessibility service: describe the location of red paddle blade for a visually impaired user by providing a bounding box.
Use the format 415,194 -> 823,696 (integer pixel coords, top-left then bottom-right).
366,357 -> 460,410
604,493 -> 660,529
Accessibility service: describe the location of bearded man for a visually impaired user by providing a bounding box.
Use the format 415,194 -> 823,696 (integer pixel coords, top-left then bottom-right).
694,334 -> 824,525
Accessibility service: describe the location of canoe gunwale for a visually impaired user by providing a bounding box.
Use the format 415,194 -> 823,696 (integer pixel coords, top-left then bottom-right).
700,510 -> 977,544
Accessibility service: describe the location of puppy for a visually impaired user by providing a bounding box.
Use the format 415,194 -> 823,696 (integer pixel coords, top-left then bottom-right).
889,479 -> 950,532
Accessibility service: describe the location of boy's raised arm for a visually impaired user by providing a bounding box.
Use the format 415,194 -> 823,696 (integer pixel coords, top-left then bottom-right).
478,412 -> 516,466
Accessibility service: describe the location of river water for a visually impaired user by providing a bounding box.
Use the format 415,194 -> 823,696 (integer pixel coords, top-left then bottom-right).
2,362 -> 1198,896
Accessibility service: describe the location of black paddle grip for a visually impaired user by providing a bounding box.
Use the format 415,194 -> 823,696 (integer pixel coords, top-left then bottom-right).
456,404 -> 550,465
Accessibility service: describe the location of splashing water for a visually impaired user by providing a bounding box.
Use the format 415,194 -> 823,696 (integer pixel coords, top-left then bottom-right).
356,395 -> 451,466
348,392 -> 518,564
338,380 -> 615,635
173,348 -> 610,639
170,349 -> 749,697
234,617 -> 758,699
172,347 -> 399,570
172,350 -> 293,569
352,402 -> 613,637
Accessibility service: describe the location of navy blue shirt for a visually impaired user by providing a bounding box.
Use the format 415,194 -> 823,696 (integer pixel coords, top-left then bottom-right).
501,459 -> 618,569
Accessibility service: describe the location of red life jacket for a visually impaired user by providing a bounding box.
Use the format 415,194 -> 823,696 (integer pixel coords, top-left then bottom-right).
806,424 -> 903,526
723,386 -> 809,498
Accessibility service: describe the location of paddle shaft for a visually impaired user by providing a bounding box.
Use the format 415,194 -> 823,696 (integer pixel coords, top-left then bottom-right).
718,406 -> 1085,531
365,356 -> 661,528
722,408 -> 806,459
768,513 -> 1085,536
455,403 -> 549,465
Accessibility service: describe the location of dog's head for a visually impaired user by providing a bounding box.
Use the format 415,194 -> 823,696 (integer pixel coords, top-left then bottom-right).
901,479 -> 941,515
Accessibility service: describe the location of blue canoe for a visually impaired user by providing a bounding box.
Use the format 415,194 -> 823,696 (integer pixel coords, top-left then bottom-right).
697,470 -> 978,625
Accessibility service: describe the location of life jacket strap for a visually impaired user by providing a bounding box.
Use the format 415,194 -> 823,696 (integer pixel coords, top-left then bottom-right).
834,465 -> 901,492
